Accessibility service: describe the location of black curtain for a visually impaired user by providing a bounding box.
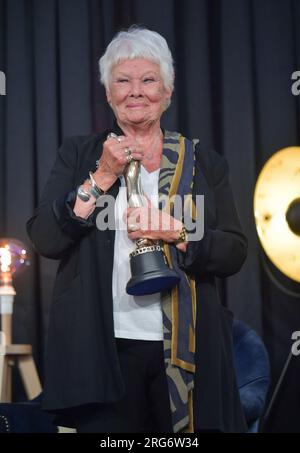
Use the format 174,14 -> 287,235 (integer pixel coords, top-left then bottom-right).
0,0 -> 300,432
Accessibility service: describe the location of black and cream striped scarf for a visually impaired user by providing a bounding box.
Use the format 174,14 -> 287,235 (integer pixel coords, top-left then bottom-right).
159,131 -> 198,433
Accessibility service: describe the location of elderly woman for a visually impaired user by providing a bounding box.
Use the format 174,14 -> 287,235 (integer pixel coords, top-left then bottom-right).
27,26 -> 247,433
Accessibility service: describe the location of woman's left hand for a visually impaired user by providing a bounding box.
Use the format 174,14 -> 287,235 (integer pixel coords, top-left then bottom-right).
125,201 -> 188,252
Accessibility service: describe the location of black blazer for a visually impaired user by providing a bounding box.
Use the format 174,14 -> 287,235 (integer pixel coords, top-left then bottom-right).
27,130 -> 248,432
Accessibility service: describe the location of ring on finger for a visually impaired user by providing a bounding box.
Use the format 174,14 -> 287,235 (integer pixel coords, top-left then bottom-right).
107,132 -> 122,143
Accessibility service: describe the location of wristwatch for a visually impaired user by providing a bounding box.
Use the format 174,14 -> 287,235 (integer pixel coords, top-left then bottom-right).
176,225 -> 188,243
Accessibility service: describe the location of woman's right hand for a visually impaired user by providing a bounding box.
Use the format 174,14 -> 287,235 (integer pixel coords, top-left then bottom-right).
73,135 -> 144,220
96,135 -> 144,180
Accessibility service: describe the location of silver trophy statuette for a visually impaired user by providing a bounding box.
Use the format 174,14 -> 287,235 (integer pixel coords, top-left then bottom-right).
107,133 -> 180,296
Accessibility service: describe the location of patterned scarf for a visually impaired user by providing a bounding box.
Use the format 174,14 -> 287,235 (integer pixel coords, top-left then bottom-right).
158,131 -> 197,433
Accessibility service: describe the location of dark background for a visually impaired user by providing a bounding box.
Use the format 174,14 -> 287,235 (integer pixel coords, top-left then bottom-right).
0,0 -> 300,432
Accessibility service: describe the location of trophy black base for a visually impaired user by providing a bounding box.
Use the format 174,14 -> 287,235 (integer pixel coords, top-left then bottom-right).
126,247 -> 180,296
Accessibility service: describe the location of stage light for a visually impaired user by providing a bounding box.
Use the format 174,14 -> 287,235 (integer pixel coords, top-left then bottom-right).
0,239 -> 40,403
0,239 -> 30,343
0,238 -> 29,292
254,148 -> 300,430
254,147 -> 300,284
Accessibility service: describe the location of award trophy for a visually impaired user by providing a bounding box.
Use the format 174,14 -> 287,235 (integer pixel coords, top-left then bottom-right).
123,148 -> 180,296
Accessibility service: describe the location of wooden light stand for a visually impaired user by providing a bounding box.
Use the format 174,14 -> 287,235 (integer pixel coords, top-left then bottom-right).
0,273 -> 42,402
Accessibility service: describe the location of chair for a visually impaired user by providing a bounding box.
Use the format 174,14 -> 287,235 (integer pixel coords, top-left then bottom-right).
232,319 -> 270,433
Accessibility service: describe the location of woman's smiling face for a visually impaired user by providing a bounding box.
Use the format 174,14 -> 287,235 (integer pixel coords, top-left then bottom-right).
106,58 -> 172,127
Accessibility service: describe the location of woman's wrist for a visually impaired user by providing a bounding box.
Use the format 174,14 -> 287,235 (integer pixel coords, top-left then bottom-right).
73,166 -> 116,220
174,225 -> 188,242
159,217 -> 188,245
73,192 -> 96,218
174,224 -> 188,252
92,167 -> 118,192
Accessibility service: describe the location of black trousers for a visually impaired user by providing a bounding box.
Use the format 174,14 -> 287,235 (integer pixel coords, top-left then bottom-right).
74,338 -> 173,433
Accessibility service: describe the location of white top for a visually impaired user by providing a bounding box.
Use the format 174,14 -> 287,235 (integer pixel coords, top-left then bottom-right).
112,166 -> 163,341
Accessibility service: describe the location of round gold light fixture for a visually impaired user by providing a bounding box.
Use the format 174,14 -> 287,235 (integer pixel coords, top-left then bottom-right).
254,147 -> 300,283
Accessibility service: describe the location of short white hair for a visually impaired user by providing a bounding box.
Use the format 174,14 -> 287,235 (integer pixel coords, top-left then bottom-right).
99,26 -> 174,92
